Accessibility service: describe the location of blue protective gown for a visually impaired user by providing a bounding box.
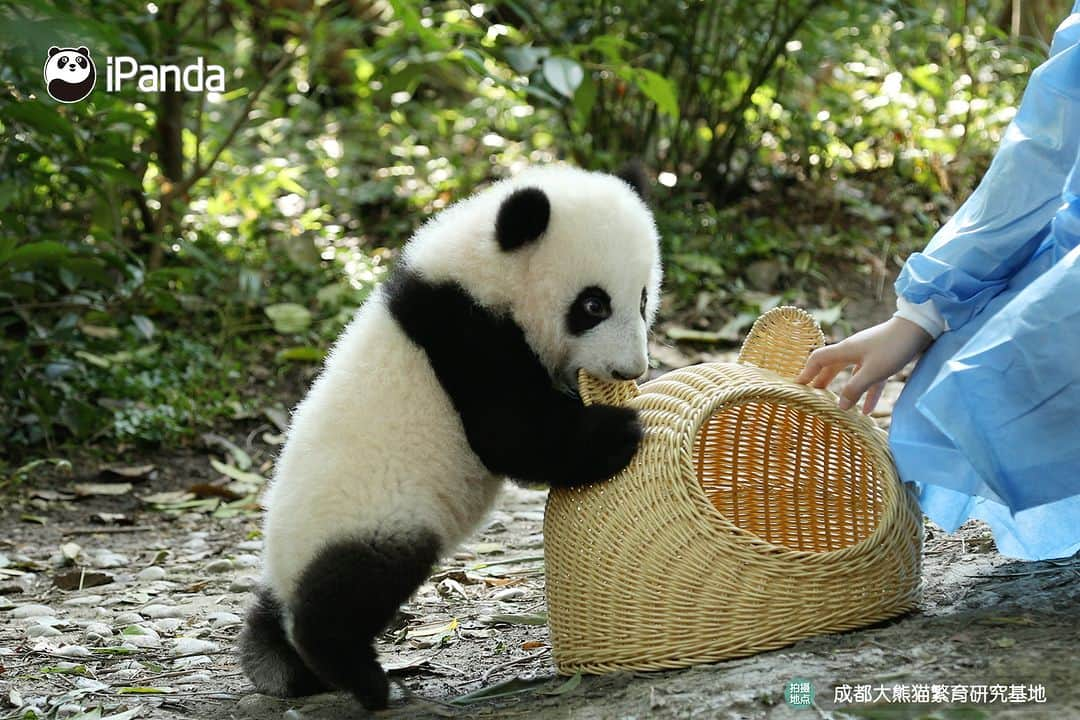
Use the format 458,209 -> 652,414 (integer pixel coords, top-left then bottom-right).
890,3 -> 1080,561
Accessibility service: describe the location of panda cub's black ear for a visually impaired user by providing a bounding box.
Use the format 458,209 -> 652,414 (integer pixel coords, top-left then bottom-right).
495,187 -> 550,252
76,47 -> 90,56
615,160 -> 649,202
49,46 -> 60,57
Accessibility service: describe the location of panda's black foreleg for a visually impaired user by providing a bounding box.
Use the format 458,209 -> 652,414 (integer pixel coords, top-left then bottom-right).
467,394 -> 642,488
555,402 -> 643,487
288,530 -> 440,710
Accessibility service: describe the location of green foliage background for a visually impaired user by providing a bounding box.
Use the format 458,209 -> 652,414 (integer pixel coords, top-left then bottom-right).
0,0 -> 1063,462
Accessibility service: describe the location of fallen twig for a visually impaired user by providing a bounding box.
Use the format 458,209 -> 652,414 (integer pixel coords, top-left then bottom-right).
62,526 -> 155,535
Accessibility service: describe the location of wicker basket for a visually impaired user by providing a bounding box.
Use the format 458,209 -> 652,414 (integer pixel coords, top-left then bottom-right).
544,306 -> 922,675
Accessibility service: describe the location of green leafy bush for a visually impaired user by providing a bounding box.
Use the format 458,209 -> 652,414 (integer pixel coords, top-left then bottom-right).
0,0 -> 1041,461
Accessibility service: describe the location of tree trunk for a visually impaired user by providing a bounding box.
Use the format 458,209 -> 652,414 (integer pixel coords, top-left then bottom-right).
996,0 -> 1071,47
151,0 -> 184,269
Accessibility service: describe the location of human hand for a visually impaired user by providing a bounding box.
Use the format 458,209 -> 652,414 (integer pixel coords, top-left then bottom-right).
794,316 -> 934,414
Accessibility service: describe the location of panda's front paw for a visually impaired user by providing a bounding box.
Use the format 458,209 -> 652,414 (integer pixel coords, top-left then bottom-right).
570,404 -> 642,485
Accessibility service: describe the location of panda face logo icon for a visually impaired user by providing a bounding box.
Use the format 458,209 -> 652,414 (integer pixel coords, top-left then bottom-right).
44,46 -> 96,103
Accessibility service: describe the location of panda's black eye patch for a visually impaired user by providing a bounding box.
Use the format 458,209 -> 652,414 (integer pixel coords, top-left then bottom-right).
59,55 -> 68,65
640,287 -> 647,319
566,286 -> 611,336
77,57 -> 87,68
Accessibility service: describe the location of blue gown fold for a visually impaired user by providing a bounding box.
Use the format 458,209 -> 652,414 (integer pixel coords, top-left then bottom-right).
889,4 -> 1080,561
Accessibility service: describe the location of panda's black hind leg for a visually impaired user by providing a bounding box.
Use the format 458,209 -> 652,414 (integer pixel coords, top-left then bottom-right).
289,530 -> 440,710
239,586 -> 327,697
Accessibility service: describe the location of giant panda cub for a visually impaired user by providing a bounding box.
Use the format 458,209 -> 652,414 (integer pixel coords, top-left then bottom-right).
240,164 -> 662,709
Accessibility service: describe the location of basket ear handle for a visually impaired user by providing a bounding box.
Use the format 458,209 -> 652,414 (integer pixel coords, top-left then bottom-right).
577,369 -> 641,407
737,306 -> 825,380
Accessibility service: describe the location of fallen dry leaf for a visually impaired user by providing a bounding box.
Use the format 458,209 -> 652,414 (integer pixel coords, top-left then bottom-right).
664,325 -> 726,343
99,463 -> 156,480
430,568 -> 485,585
384,654 -> 435,675
91,512 -> 132,525
73,483 -> 133,497
407,618 -> 459,639
209,458 -> 266,485
30,489 -> 74,502
189,482 -> 244,501
53,568 -> 114,590
140,491 -> 195,505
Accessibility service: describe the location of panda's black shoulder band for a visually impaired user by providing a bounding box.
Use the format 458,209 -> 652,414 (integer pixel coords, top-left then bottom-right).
385,267 -> 623,485
495,186 -> 550,251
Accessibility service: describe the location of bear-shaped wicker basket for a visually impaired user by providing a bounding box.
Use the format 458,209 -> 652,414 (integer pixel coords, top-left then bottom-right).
544,306 -> 923,674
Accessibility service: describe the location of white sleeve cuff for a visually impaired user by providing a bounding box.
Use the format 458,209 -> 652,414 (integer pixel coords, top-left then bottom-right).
894,296 -> 947,339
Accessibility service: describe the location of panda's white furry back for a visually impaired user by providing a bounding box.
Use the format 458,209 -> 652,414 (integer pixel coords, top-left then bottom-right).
240,164 -> 662,709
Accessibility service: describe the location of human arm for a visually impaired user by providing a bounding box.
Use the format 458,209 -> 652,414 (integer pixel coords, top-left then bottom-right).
896,9 -> 1080,329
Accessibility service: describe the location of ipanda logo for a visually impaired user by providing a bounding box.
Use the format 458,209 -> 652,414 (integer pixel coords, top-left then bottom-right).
43,46 -> 96,103
44,45 -> 225,103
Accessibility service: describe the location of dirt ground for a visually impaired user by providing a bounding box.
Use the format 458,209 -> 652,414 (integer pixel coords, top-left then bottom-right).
2,336 -> 1078,720
3,453 -> 1078,719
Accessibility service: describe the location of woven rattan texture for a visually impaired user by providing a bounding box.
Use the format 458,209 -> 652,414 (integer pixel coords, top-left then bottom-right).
545,307 -> 923,675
